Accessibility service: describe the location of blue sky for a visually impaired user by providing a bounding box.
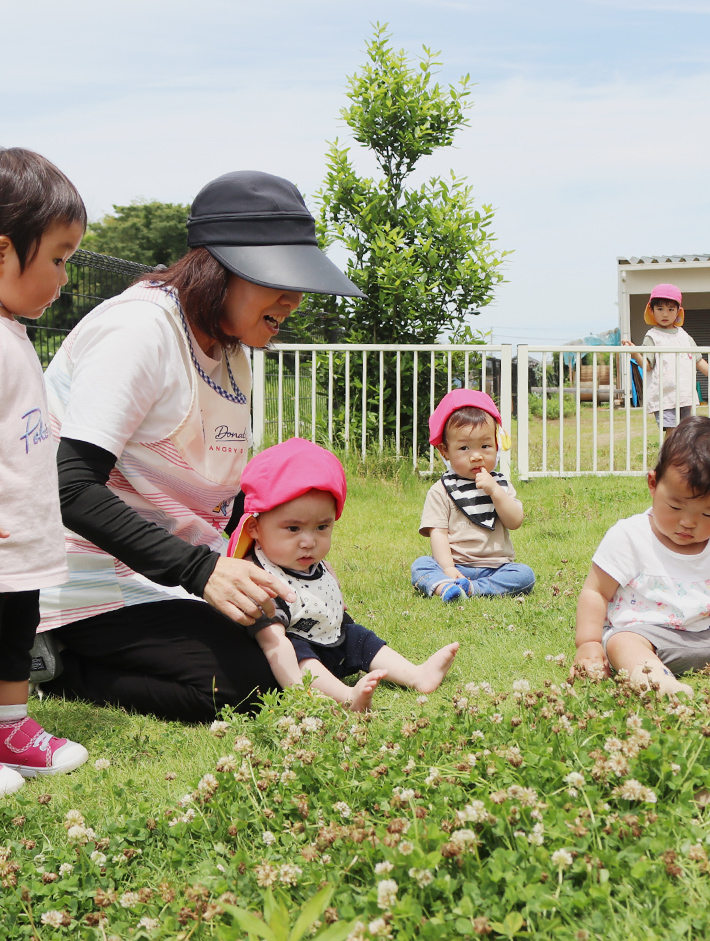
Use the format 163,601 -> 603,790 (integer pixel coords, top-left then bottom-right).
4,0 -> 710,347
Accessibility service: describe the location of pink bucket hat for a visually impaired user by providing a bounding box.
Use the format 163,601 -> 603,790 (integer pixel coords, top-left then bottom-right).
429,389 -> 510,449
227,438 -> 347,559
644,283 -> 684,326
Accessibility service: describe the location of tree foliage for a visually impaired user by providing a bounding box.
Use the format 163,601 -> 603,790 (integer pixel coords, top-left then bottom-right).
81,200 -> 189,267
294,25 -> 508,346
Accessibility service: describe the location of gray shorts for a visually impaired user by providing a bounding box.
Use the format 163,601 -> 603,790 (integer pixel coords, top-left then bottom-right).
603,623 -> 710,675
653,406 -> 691,429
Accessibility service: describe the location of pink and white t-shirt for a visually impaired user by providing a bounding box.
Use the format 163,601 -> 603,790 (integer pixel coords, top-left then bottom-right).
0,316 -> 67,591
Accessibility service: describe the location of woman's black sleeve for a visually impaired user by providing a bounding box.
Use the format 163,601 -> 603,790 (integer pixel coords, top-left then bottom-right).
57,437 -> 220,598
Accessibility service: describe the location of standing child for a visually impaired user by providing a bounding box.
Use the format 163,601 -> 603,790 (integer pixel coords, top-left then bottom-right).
573,415 -> 710,698
412,390 -> 535,603
622,283 -> 709,435
228,438 -> 460,711
0,148 -> 89,793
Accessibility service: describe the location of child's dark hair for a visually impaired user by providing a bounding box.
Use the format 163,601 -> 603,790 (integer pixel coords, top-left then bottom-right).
655,416 -> 710,496
650,296 -> 679,310
443,406 -> 495,445
139,248 -> 237,351
0,147 -> 87,271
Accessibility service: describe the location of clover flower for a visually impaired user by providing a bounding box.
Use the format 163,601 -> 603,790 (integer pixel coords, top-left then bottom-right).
334,801 -> 352,818
512,679 -> 530,693
425,767 -> 441,786
90,851 -> 107,866
377,878 -> 398,910
368,918 -> 392,938
523,650 -> 535,659
528,823 -> 545,846
234,735 -> 253,753
59,863 -> 73,876
490,713 -> 503,724
398,841 -> 414,855
456,800 -> 488,824
564,771 -> 585,788
94,758 -> 111,771
402,759 -> 416,774
41,911 -> 67,928
301,716 -> 323,734
119,891 -> 141,909
551,849 -> 573,870
138,918 -> 161,931
614,779 -> 657,803
262,830 -> 276,845
409,867 -> 434,887
64,809 -> 84,827
216,755 -> 237,773
450,829 -> 478,850
210,720 -> 230,737
278,863 -> 302,885
375,861 -> 394,874
255,863 -> 278,887
198,773 -> 219,795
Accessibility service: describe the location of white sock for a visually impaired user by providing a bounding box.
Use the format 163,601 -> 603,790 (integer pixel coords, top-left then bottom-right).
0,704 -> 28,724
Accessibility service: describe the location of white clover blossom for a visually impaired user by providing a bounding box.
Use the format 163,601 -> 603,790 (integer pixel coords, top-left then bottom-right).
512,679 -> 530,693
40,911 -> 65,928
198,773 -> 219,793
301,716 -> 323,733
94,758 -> 111,771
138,918 -> 161,931
528,823 -> 545,846
280,769 -> 297,785
234,735 -> 253,752
523,650 -> 535,659
402,759 -> 416,774
59,863 -> 73,876
456,800 -> 488,824
90,851 -> 107,866
377,878 -> 399,910
425,767 -> 441,787
210,720 -> 230,737
416,695 -> 428,706
375,861 -> 394,874
262,830 -> 276,845
564,771 -> 585,788
551,849 -> 573,870
278,863 -> 302,885
671,763 -> 681,775
64,809 -> 84,827
33,853 -> 46,866
490,713 -> 503,724
66,824 -> 88,843
255,863 -> 278,887
450,829 -> 478,849
615,779 -> 657,803
120,891 -> 141,909
398,841 -> 414,855
409,867 -> 434,887
368,917 -> 392,938
334,801 -> 352,818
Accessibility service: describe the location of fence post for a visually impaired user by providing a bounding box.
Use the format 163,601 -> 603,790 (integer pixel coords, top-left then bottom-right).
517,345 -> 530,481
252,349 -> 266,450
499,344 -> 513,478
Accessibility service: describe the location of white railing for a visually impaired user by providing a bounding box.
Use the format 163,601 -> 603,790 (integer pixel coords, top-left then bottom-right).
517,345 -> 710,480
251,344 -> 513,476
251,342 -> 709,480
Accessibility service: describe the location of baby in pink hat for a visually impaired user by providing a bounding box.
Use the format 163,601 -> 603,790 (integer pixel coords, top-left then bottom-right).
412,390 -> 535,602
622,283 -> 709,436
228,438 -> 459,711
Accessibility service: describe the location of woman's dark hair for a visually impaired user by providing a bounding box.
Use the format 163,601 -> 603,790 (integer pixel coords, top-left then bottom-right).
443,406 -> 495,446
0,147 -> 87,271
655,415 -> 710,496
139,248 -> 237,351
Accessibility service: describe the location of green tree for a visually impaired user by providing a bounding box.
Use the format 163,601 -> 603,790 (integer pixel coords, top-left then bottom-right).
294,24 -> 508,345
81,200 -> 189,266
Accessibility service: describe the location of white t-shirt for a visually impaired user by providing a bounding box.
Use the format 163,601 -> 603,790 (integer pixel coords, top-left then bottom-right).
593,511 -> 710,632
59,300 -> 213,456
0,317 -> 67,591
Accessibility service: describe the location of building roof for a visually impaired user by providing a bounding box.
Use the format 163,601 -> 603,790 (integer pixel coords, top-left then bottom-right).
618,255 -> 710,265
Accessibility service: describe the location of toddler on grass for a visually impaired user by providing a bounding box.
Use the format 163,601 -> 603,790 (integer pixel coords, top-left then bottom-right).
0,148 -> 89,794
228,437 -> 459,711
573,416 -> 710,698
622,283 -> 709,436
412,390 -> 535,603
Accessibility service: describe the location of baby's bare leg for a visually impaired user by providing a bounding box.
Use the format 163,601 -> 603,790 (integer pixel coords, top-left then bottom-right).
369,642 -> 460,694
606,631 -> 693,698
257,624 -> 303,689
299,657 -> 387,712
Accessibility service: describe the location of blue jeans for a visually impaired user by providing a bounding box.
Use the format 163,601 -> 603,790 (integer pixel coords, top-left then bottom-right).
411,557 -> 535,598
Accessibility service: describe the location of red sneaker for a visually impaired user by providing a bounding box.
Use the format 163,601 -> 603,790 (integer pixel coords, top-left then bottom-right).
0,717 -> 88,778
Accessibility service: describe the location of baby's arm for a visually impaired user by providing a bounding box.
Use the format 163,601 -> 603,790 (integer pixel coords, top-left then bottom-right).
255,623 -> 303,689
475,469 -> 524,529
571,563 -> 619,680
430,527 -> 464,581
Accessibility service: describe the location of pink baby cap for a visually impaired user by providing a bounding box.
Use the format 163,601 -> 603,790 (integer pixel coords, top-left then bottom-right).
429,389 -> 503,447
227,437 -> 347,559
644,283 -> 684,326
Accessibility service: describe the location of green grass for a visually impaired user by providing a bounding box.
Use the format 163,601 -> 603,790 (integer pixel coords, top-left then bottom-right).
10,469 -> 708,940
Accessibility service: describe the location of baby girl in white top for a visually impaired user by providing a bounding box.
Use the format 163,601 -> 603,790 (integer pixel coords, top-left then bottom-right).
573,415 -> 710,698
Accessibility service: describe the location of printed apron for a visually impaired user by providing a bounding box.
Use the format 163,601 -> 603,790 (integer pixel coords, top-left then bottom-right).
40,283 -> 250,630
646,326 -> 698,413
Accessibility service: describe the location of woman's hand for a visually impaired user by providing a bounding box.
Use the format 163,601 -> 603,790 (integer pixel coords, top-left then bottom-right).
203,557 -> 296,626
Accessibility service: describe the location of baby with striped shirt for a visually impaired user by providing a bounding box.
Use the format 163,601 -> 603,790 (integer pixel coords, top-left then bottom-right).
412,390 -> 535,603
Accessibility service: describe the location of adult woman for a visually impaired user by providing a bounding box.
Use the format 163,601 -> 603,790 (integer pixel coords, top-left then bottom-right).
39,171 -> 362,722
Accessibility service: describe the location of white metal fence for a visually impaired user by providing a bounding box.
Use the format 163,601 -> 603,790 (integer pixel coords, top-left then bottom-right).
251,343 -> 709,480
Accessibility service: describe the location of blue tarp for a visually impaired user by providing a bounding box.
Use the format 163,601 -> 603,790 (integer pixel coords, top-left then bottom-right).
562,327 -> 620,367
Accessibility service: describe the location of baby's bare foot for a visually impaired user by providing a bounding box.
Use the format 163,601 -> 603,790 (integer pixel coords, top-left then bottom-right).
348,670 -> 388,712
413,642 -> 460,694
631,663 -> 694,699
